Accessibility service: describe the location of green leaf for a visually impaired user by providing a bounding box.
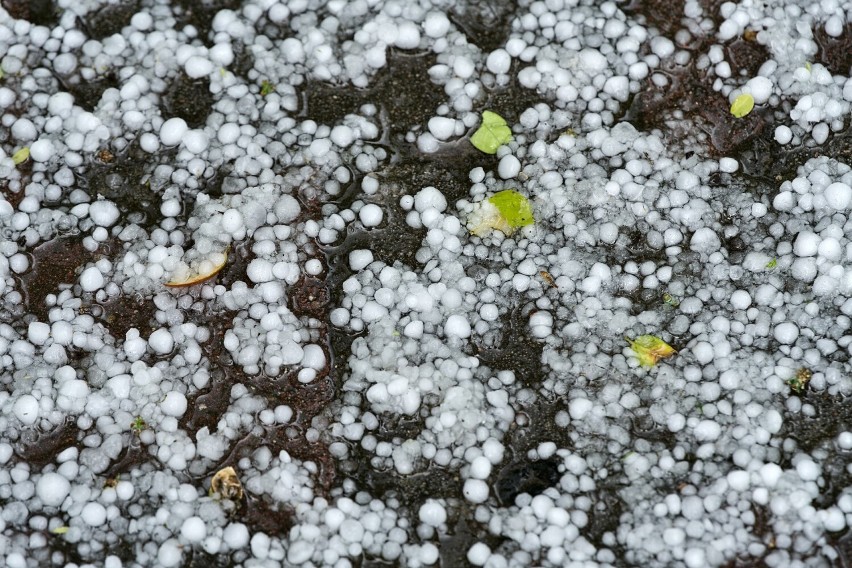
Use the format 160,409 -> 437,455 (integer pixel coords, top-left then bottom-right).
730,93 -> 754,118
489,190 -> 533,228
626,335 -> 676,367
12,147 -> 29,165
787,367 -> 811,393
663,292 -> 679,307
467,190 -> 534,236
470,110 -> 512,154
260,80 -> 274,96
765,258 -> 777,269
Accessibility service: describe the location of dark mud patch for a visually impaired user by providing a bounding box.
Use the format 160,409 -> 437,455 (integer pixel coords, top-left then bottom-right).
81,142 -> 175,225
162,75 -> 215,129
103,438 -> 156,480
14,417 -> 82,469
289,275 -> 331,320
782,392 -> 851,453
485,62 -> 550,125
1,0 -> 59,26
305,50 -> 444,143
82,0 -> 141,40
175,0 -> 243,44
494,457 -> 561,505
20,236 -> 98,320
814,22 -> 852,77
54,69 -> 121,113
100,293 -> 157,341
472,302 -> 546,387
619,0 -> 686,37
725,37 -> 771,77
448,0 -> 518,53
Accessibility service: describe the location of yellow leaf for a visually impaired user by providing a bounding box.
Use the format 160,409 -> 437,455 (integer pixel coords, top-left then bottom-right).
730,93 -> 754,118
51,526 -> 69,535
12,147 -> 29,165
627,335 -> 676,367
165,250 -> 228,287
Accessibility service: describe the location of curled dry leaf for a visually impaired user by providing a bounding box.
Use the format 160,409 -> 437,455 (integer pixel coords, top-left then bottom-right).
165,250 -> 228,287
627,335 -> 676,368
210,466 -> 244,501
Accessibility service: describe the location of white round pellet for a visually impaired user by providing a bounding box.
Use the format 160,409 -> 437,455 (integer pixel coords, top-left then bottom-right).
359,203 -> 383,227
183,129 -> 209,154
467,543 -> 491,566
745,76 -> 772,104
719,157 -> 739,172
423,12 -> 450,38
498,154 -> 521,179
462,479 -> 489,503
13,395 -> 39,425
37,473 -> 71,507
773,322 -> 799,344
89,200 -> 120,227
486,49 -> 511,74
80,266 -> 105,292
160,118 -> 188,146
825,182 -> 852,210
445,314 -> 471,338
774,125 -> 792,144
161,391 -> 187,417
184,55 -> 214,78
30,139 -> 55,162
181,516 -> 207,542
148,328 -> 175,354
469,456 -> 492,479
418,500 -> 447,527
349,250 -> 374,271
81,502 -> 107,526
157,539 -> 183,567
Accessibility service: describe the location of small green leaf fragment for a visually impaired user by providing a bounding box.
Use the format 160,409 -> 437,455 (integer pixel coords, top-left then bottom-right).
260,80 -> 274,96
12,147 -> 29,165
470,110 -> 512,154
51,526 -> 69,535
765,258 -> 777,269
131,416 -> 147,434
730,93 -> 755,118
627,335 -> 676,368
663,292 -> 680,307
489,189 -> 534,229
787,368 -> 811,393
467,190 -> 534,237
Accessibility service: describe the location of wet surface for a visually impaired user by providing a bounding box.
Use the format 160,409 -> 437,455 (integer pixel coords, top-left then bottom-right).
5,0 -> 852,565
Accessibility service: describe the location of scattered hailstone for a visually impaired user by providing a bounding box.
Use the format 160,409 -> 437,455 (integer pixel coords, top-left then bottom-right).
730,93 -> 755,118
470,110 -> 512,154
626,335 -> 676,367
166,250 -> 228,287
467,189 -> 534,237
